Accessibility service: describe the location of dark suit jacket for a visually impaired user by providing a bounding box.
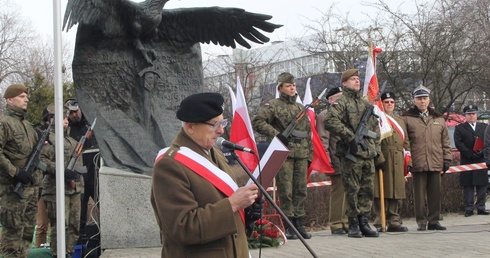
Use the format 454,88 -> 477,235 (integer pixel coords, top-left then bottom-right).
454,122 -> 488,186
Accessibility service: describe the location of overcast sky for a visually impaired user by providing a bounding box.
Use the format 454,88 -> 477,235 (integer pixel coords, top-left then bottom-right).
17,0 -> 416,59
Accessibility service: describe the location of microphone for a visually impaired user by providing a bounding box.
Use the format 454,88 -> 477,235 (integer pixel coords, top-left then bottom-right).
216,137 -> 255,154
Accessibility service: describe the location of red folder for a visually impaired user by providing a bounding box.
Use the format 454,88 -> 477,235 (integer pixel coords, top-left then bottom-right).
473,136 -> 484,153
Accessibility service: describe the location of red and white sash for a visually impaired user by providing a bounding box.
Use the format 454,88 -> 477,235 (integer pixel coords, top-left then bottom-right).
385,115 -> 411,175
155,147 -> 245,224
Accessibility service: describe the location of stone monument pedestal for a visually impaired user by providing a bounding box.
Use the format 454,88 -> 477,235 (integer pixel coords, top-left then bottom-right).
99,164 -> 160,249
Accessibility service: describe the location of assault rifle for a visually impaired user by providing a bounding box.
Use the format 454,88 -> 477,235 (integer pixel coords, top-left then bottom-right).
66,118 -> 97,188
281,88 -> 327,139
13,121 -> 52,198
345,105 -> 378,162
345,81 -> 387,162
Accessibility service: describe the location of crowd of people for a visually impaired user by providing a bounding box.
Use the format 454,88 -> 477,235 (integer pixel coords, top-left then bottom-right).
0,84 -> 98,258
1,67 -> 483,258
150,68 -> 489,257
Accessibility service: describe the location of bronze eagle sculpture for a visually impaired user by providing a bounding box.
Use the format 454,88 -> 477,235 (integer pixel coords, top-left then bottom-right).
63,0 -> 282,174
63,0 -> 282,63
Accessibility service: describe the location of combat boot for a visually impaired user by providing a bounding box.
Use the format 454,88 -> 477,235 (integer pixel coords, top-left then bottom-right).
358,215 -> 379,237
284,217 -> 298,240
294,217 -> 312,239
347,217 -> 362,238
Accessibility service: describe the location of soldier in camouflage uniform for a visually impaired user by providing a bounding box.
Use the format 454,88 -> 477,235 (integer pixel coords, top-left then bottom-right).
40,104 -> 84,257
252,72 -> 313,240
0,84 -> 41,257
323,69 -> 383,238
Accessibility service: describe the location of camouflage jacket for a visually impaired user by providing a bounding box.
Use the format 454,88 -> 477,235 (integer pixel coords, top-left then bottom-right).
0,105 -> 40,186
323,87 -> 381,160
252,92 -> 312,159
40,127 -> 84,195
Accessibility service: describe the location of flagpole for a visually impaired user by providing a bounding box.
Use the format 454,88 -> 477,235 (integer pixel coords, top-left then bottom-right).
53,0 -> 66,256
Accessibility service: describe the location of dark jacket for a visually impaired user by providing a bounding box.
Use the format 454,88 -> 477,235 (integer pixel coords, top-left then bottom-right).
151,130 -> 249,258
454,122 -> 488,186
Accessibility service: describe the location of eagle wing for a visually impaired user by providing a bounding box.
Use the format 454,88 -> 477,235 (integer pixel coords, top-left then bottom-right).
158,7 -> 283,48
63,0 -> 130,36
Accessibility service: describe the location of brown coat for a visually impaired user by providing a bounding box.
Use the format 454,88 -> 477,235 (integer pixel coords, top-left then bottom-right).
402,107 -> 452,172
151,130 -> 249,258
374,115 -> 410,199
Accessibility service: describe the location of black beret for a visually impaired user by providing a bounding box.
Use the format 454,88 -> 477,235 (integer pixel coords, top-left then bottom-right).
341,69 -> 359,82
463,104 -> 478,114
381,92 -> 396,100
176,92 -> 224,122
3,84 -> 28,98
326,87 -> 342,99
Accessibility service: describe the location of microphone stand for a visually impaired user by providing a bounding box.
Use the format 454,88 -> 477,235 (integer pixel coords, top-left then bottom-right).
230,151 -> 318,258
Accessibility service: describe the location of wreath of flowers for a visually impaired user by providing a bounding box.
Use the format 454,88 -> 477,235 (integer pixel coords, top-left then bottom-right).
247,218 -> 287,249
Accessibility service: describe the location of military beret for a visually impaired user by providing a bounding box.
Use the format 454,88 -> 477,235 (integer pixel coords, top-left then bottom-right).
412,85 -> 431,98
463,104 -> 478,114
277,72 -> 295,89
326,87 -> 343,99
64,98 -> 79,111
381,92 -> 396,100
176,92 -> 224,122
3,84 -> 28,98
341,69 -> 359,82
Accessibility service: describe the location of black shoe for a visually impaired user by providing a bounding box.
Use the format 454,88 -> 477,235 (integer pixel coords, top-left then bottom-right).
465,211 -> 474,217
387,225 -> 408,232
347,217 -> 363,238
358,215 -> 379,237
331,228 -> 346,235
477,210 -> 490,215
373,224 -> 382,232
417,223 -> 426,231
427,222 -> 446,230
285,228 -> 298,240
294,217 -> 312,239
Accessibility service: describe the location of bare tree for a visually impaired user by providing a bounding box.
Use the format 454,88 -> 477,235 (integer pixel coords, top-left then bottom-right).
295,0 -> 490,113
0,0 -> 36,89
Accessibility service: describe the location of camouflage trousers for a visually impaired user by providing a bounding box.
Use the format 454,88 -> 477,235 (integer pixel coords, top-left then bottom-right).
0,184 -> 37,258
340,157 -> 375,217
44,192 -> 81,255
276,158 -> 308,218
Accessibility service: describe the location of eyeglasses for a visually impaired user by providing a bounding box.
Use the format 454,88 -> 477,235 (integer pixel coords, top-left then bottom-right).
383,101 -> 395,104
201,119 -> 228,131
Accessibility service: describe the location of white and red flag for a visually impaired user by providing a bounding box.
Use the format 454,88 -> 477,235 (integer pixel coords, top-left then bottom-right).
303,78 -> 334,179
229,77 -> 259,172
362,44 -> 392,140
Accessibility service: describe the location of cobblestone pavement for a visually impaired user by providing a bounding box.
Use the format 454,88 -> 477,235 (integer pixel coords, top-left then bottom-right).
100,212 -> 490,258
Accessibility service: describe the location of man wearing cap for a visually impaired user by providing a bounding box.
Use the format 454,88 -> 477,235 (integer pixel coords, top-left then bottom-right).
402,85 -> 451,231
64,98 -> 98,235
0,84 -> 40,257
455,105 -> 489,217
324,69 -> 382,238
372,92 -> 410,232
151,92 -> 260,258
252,72 -> 313,240
39,103 -> 85,257
316,86 -> 349,235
